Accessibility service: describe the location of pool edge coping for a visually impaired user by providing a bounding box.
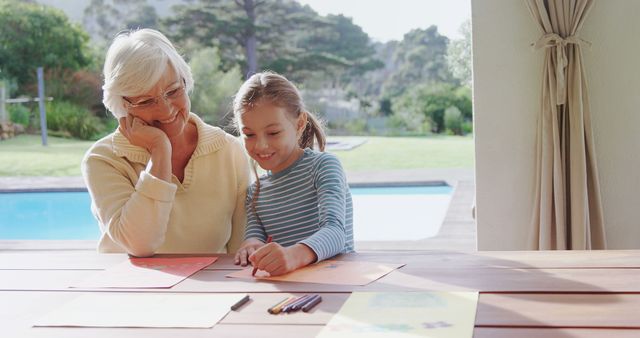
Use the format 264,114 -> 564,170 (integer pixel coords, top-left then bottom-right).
1,180 -> 452,193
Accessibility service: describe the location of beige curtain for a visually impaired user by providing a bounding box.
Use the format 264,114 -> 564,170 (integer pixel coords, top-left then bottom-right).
526,0 -> 606,249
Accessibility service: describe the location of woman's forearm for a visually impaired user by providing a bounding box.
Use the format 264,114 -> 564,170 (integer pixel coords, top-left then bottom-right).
147,140 -> 172,182
109,188 -> 173,257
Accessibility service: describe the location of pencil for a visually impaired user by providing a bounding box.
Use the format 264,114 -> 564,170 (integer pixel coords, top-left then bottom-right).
268,296 -> 296,314
252,235 -> 273,277
230,294 -> 250,311
301,295 -> 322,312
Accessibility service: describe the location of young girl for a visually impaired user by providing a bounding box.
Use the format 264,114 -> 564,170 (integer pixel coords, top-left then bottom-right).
233,71 -> 354,276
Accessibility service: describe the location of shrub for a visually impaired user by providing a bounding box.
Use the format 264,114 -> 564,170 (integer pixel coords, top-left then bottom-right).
45,69 -> 104,114
8,104 -> 30,126
344,118 -> 368,135
45,100 -> 104,140
379,97 -> 393,116
444,106 -> 463,135
462,120 -> 473,135
421,120 -> 432,134
391,83 -> 473,133
93,117 -> 119,140
387,107 -> 429,134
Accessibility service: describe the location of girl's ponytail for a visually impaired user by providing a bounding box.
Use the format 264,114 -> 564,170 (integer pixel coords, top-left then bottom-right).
299,111 -> 326,151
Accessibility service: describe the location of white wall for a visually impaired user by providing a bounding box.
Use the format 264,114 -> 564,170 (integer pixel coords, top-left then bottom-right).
473,0 -> 640,250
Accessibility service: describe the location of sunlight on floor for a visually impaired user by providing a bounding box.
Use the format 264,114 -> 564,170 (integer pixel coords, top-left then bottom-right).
352,194 -> 452,241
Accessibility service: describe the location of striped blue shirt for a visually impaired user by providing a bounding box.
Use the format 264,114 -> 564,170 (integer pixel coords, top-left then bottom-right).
244,148 -> 354,261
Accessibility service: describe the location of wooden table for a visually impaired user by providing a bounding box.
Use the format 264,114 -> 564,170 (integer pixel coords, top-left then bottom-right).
1,250 -> 639,337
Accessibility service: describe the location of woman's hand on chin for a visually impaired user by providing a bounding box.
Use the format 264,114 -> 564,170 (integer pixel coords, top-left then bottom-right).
119,115 -> 172,181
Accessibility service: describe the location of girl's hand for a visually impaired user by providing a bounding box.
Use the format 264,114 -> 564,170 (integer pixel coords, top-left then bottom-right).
118,115 -> 170,153
234,238 -> 267,266
248,243 -> 317,276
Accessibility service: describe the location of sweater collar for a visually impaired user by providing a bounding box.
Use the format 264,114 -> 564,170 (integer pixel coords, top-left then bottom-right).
112,113 -> 229,164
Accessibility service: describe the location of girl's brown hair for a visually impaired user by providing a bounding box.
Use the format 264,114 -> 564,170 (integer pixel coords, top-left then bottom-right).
233,71 -> 326,221
233,71 -> 325,151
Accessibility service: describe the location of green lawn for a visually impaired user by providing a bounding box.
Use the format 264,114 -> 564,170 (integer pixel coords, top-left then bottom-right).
0,135 -> 94,176
0,134 -> 474,176
330,136 -> 474,171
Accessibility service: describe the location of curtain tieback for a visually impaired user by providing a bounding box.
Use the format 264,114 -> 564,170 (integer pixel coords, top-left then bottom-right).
533,33 -> 591,105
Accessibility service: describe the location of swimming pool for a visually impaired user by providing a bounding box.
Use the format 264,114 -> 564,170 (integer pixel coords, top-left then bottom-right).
0,191 -> 99,240
0,184 -> 452,241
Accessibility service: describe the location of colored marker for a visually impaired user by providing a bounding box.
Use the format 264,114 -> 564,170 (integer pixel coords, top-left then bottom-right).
290,294 -> 318,312
252,235 -> 273,276
282,294 -> 311,313
230,294 -> 250,311
268,296 -> 295,314
271,296 -> 298,314
294,294 -> 318,310
301,295 -> 322,312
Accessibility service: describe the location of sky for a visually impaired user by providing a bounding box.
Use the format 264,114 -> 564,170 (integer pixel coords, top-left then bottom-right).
296,0 -> 471,42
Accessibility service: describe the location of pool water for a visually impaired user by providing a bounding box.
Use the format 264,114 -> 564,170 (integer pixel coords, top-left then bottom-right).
0,185 -> 452,241
0,191 -> 99,240
350,185 -> 452,195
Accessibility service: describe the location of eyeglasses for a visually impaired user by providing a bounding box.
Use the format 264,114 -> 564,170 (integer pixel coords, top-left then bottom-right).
123,79 -> 186,111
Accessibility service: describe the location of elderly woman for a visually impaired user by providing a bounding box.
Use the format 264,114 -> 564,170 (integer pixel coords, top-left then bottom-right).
82,29 -> 249,257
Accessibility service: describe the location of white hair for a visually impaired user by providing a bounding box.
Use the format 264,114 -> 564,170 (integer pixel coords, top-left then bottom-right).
102,28 -> 194,118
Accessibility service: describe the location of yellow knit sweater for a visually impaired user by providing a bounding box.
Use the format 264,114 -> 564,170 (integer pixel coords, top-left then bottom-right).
82,113 -> 250,256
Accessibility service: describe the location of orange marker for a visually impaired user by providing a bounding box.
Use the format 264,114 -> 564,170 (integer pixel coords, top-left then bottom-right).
251,235 -> 273,277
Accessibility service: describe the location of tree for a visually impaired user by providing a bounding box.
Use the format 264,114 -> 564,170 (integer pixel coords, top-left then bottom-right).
444,106 -> 463,135
299,14 -> 382,81
164,0 -> 322,78
163,0 -> 263,77
382,26 -> 455,98
392,82 -> 471,133
83,0 -> 159,44
125,4 -> 160,31
345,41 -> 398,109
162,0 -> 380,81
189,47 -> 243,126
447,19 -> 472,87
0,0 -> 92,90
238,0 -> 259,77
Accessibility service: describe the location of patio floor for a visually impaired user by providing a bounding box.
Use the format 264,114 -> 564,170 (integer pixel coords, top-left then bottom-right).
349,169 -> 476,252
